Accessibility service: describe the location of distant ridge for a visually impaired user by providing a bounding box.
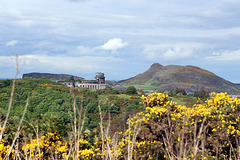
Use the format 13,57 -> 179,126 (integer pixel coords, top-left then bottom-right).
119,63 -> 240,94
22,72 -> 83,80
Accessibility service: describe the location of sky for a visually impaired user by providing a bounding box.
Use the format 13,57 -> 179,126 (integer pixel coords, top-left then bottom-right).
1,0 -> 240,82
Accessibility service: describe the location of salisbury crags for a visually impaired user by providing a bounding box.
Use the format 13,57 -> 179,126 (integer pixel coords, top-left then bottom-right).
22,72 -> 83,80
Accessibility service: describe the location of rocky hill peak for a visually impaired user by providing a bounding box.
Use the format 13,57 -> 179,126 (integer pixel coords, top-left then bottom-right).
119,63 -> 240,94
150,63 -> 163,69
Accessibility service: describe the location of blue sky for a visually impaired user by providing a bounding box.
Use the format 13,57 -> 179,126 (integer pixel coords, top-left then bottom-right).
1,0 -> 240,82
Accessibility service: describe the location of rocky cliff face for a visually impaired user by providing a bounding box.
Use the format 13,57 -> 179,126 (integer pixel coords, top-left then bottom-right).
22,73 -> 83,80
119,63 -> 240,94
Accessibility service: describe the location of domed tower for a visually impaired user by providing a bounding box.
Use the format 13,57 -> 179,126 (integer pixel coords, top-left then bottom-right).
95,72 -> 105,84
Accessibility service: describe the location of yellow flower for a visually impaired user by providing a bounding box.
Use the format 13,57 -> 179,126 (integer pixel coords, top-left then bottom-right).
212,128 -> 217,132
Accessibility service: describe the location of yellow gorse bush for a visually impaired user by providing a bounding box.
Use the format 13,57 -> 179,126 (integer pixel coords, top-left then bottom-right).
1,92 -> 240,159
118,92 -> 240,159
0,139 -> 14,160
20,131 -> 101,159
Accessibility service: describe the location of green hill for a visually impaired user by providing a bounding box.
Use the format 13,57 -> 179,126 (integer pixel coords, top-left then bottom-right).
119,63 -> 240,94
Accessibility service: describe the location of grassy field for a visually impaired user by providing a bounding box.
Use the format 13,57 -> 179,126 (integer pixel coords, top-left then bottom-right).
98,94 -> 131,100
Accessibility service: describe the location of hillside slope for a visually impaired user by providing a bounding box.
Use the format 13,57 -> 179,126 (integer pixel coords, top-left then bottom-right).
119,63 -> 240,94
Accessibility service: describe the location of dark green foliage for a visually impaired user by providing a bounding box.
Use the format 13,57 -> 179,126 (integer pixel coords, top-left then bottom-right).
96,89 -> 105,94
168,90 -> 174,96
194,89 -> 210,100
125,86 -> 137,94
78,88 -> 97,98
101,100 -> 120,114
26,88 -> 72,125
85,98 -> 99,113
0,78 -> 72,128
75,79 -> 82,83
109,101 -> 120,114
0,79 -> 11,88
95,88 -> 119,95
108,88 -> 119,94
126,99 -> 143,111
175,87 -> 187,95
0,78 -> 148,140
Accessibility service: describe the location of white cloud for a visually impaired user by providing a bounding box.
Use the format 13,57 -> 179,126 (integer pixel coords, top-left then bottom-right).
0,56 -> 14,67
100,38 -> 128,51
162,47 -> 193,60
212,51 -> 220,56
67,45 -> 96,56
14,54 -> 123,74
67,41 -> 129,57
6,40 -> 18,46
143,42 -> 203,61
206,49 -> 240,61
22,55 -> 98,72
68,0 -> 88,2
76,46 -> 93,54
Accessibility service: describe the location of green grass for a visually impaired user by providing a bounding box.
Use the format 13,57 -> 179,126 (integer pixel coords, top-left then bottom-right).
134,84 -> 163,91
169,97 -> 186,106
98,94 -> 131,100
119,83 -> 163,91
117,94 -> 131,99
98,94 -> 109,100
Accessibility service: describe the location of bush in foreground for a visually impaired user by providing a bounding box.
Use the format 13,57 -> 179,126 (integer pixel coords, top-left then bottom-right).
1,92 -> 240,159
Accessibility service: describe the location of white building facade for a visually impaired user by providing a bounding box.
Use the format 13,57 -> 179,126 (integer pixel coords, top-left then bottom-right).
78,72 -> 106,90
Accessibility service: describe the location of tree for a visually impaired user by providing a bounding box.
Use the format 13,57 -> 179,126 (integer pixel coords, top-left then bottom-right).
194,89 -> 210,99
76,79 -> 82,83
0,79 -> 11,88
125,86 -> 137,94
175,87 -> 187,95
108,88 -> 119,94
109,101 -> 120,114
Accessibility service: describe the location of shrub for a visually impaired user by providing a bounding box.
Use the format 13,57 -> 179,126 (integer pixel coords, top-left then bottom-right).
125,86 -> 137,94
118,92 -> 240,159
